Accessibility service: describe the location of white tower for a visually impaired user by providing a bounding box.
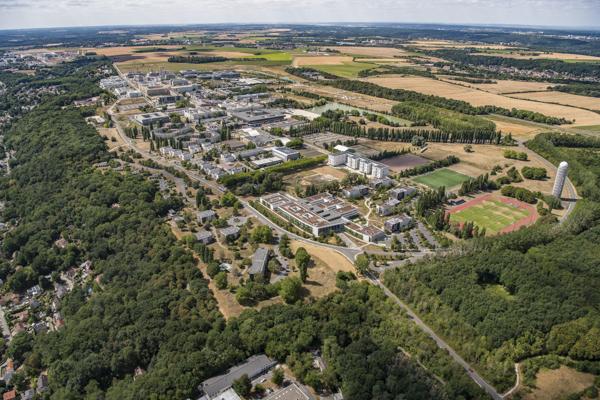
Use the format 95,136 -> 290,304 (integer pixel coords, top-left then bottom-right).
552,161 -> 569,198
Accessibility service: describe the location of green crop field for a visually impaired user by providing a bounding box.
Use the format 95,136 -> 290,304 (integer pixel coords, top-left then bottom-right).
307,62 -> 378,78
449,199 -> 531,234
412,168 -> 471,189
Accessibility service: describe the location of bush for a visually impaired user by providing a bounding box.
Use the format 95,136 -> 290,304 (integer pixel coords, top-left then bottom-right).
522,166 -> 547,180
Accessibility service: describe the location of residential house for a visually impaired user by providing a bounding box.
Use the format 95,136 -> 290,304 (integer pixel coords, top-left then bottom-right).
219,226 -> 240,241
197,210 -> 217,224
195,230 -> 215,245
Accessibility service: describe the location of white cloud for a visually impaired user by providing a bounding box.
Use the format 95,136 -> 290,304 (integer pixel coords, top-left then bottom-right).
0,0 -> 599,29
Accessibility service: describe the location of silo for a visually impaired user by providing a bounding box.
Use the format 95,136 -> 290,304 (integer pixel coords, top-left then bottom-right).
552,161 -> 569,198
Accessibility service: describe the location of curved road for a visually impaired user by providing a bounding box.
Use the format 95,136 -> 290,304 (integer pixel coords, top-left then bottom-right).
106,78 -> 578,399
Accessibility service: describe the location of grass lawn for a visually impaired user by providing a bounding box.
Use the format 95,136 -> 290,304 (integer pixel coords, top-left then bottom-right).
307,62 -> 378,78
576,125 -> 600,133
412,168 -> 471,189
449,199 -> 531,234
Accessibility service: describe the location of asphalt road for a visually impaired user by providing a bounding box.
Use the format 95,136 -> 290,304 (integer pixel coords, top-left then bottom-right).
367,273 -> 503,400
109,111 -> 504,398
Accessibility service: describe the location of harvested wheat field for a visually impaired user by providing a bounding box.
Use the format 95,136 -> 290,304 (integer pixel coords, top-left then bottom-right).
363,75 -> 600,126
83,45 -> 181,56
486,116 -> 543,140
292,55 -> 354,66
447,78 -> 553,94
524,366 -> 595,400
509,91 -> 600,112
292,83 -> 397,113
473,51 -> 600,62
329,46 -> 408,58
208,50 -> 259,58
407,40 -> 515,50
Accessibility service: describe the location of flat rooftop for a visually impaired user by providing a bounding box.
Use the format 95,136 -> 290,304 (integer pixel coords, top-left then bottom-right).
264,383 -> 310,400
345,222 -> 384,237
200,355 -> 276,398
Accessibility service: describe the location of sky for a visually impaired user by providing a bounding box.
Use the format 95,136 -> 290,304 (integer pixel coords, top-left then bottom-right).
0,0 -> 600,30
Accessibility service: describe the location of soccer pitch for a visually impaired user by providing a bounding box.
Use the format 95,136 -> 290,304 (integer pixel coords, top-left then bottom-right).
449,199 -> 532,234
413,168 -> 471,189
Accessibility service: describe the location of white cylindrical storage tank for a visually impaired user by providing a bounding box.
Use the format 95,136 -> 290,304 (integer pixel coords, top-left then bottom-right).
552,161 -> 569,198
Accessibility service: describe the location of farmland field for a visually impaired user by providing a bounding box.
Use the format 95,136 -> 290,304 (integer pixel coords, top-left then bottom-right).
412,168 -> 471,189
363,75 -> 600,126
306,62 -> 378,78
508,91 -> 600,112
448,194 -> 537,234
328,46 -> 408,57
292,55 -> 354,66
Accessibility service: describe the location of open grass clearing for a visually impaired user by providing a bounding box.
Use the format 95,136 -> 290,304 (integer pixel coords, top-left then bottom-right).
574,125 -> 600,133
412,168 -> 471,189
363,75 -> 600,126
524,366 -> 596,400
422,142 -> 557,193
306,62 -> 379,78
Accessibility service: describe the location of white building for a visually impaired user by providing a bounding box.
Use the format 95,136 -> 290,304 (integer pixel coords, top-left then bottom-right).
328,152 -> 348,167
371,163 -> 390,179
272,147 -> 300,161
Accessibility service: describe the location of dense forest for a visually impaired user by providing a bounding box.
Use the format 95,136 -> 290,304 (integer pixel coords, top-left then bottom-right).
0,58 -> 488,399
384,132 -> 600,391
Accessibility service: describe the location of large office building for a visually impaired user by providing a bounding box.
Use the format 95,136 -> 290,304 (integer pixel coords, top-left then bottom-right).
199,355 -> 276,399
272,146 -> 300,161
230,109 -> 286,126
133,112 -> 169,126
260,192 -> 358,237
327,152 -> 389,179
259,192 -> 383,242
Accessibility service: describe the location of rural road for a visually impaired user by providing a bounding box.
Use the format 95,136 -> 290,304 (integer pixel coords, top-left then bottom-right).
517,139 -> 578,222
367,272 -> 503,400
106,68 -> 567,399
108,103 -> 508,400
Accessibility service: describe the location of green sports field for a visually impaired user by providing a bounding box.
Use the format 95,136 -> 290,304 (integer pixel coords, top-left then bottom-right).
412,168 -> 471,189
449,199 -> 531,234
